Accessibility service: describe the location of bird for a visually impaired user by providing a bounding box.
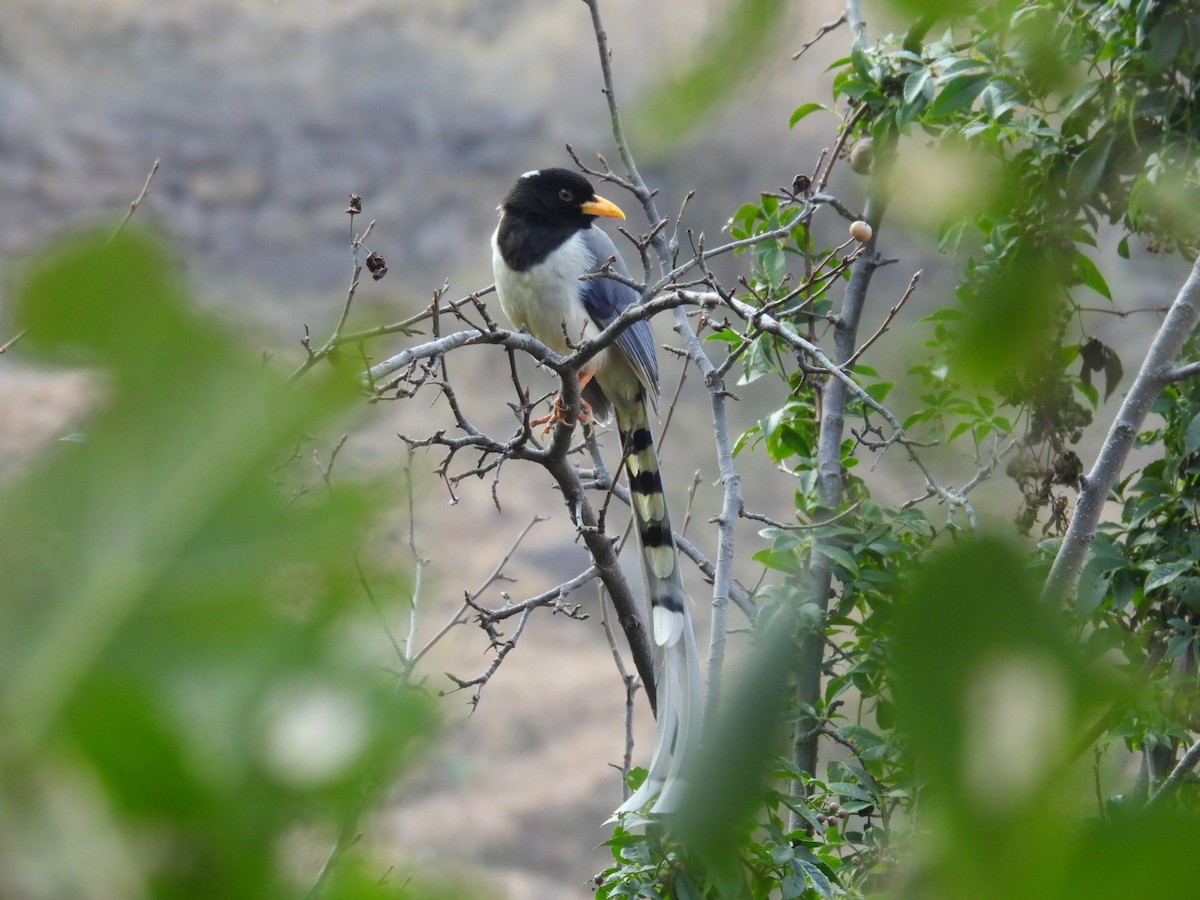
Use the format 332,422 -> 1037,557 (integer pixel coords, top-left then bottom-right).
491,167 -> 701,815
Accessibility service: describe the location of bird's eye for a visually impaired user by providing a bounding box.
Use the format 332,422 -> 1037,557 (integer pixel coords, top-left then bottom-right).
558,188 -> 574,202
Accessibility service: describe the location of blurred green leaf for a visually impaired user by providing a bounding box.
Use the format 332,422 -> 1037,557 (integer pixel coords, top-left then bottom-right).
1184,411 -> 1200,456
951,245 -> 1064,384
1067,132 -> 1116,205
670,603 -> 806,894
0,230 -> 438,899
891,537 -> 1123,897
631,0 -> 790,156
927,71 -> 990,118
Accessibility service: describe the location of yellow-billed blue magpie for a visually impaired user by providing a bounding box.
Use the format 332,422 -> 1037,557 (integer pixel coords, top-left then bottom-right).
492,168 -> 701,814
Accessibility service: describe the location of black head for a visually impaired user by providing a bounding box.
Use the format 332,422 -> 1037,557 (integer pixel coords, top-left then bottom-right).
499,168 -> 626,227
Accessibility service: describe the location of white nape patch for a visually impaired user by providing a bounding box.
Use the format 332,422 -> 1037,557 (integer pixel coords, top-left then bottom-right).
520,169 -> 542,180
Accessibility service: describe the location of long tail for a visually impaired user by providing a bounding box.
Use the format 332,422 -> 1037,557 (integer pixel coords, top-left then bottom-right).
612,395 -> 702,816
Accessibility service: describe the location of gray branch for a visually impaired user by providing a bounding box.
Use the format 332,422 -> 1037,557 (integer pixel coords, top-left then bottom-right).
1044,256 -> 1200,602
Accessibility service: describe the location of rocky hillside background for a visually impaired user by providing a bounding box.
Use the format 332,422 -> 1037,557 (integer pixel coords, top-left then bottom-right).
0,0 -> 826,335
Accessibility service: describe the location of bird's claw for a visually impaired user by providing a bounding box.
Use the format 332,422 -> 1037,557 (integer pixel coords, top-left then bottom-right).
531,394 -> 593,434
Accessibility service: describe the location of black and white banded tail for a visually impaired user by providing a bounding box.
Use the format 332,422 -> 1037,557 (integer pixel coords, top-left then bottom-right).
613,395 -> 701,815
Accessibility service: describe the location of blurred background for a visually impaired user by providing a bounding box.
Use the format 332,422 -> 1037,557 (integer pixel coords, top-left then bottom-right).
2,1 -> 1194,897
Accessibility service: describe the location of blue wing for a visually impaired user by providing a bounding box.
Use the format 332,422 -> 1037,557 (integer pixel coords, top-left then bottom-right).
578,227 -> 661,412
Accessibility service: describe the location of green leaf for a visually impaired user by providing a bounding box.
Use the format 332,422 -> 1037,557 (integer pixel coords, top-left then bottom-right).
938,57 -> 988,79
671,606 -> 807,893
813,543 -> 861,577
1166,633 -> 1192,659
927,71 -> 991,118
798,859 -> 835,899
903,67 -> 933,105
1145,13 -> 1185,73
789,102 -> 827,128
1145,560 -> 1191,592
951,243 -> 1064,384
826,781 -> 874,802
1072,251 -> 1112,300
1066,132 -> 1116,204
891,537 -> 1126,896
756,242 -> 788,282
1184,412 -> 1200,456
1059,80 -> 1103,120
739,335 -> 777,385
1,230 -> 437,898
1077,556 -> 1113,617
980,80 -> 1018,119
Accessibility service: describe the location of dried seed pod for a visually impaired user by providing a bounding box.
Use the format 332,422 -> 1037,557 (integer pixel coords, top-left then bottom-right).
365,251 -> 388,280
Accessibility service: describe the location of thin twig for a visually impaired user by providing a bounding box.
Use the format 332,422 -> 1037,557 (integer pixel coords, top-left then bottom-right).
600,590 -> 640,801
110,159 -> 160,241
409,515 -> 547,672
844,269 -> 922,367
816,104 -> 869,194
793,13 -> 848,60
0,330 -> 27,355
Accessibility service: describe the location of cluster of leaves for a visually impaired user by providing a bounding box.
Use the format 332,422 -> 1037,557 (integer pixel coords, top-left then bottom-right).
597,1 -> 1200,897
1077,329 -> 1200,792
832,0 -> 1200,534
844,0 -> 1200,251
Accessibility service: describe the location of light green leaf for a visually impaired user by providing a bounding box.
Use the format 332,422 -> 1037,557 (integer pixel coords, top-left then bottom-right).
789,102 -> 827,128
631,0 -> 790,157
813,543 -> 860,577
1072,251 -> 1112,300
904,67 -> 933,105
928,72 -> 991,118
799,859 -> 835,899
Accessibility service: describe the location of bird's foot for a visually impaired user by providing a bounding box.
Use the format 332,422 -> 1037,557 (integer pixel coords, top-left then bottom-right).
531,394 -> 593,434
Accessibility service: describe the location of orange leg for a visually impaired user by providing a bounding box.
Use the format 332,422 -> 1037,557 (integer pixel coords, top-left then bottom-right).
531,371 -> 597,432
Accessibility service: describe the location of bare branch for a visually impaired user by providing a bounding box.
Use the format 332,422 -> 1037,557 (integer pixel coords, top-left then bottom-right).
1145,736 -> 1200,808
599,589 -> 640,802
443,607 -> 535,711
1045,255 -> 1200,601
793,13 -> 848,60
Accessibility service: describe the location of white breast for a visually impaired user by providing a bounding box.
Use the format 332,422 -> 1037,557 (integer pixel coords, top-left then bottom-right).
491,228 -> 610,364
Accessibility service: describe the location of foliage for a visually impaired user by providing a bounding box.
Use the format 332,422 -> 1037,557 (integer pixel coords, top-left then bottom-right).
0,232 -> 442,899
595,0 -> 1200,896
